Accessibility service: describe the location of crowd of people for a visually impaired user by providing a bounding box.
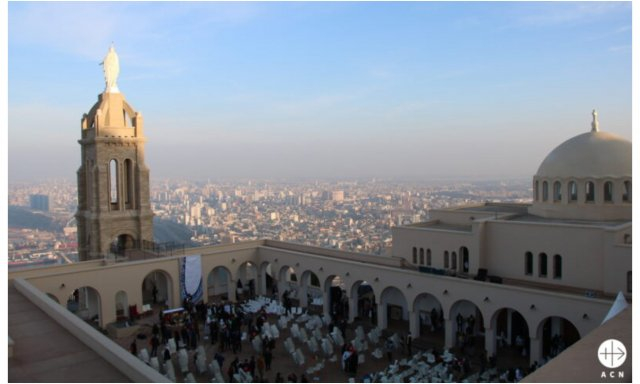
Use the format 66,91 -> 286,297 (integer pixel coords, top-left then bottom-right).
124,289 -> 568,383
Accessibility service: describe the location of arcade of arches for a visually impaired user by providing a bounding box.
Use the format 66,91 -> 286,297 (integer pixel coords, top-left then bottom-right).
22,243 -> 598,367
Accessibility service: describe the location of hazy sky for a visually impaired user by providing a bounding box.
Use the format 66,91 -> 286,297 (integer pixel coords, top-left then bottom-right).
7,2 -> 632,182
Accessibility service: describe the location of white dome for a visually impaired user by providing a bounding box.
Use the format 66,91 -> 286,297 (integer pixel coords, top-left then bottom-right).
536,131 -> 631,179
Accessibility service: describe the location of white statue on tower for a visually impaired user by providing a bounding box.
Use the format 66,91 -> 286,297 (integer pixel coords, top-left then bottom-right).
100,44 -> 120,93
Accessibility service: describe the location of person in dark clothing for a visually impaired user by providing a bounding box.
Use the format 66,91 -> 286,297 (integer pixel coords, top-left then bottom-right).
130,340 -> 137,355
406,333 -> 412,356
264,349 -> 273,371
214,352 -> 225,369
275,372 -> 284,383
163,347 -> 171,363
150,335 -> 159,357
249,356 -> 256,378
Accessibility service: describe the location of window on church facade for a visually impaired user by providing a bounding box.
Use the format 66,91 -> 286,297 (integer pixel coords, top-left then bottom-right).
539,253 -> 547,277
427,249 -> 432,266
525,252 -> 533,275
568,181 -> 578,202
419,248 -> 424,265
412,247 -> 417,264
585,181 -> 595,202
109,159 -> 119,206
623,180 -> 631,202
542,181 -> 549,201
553,254 -> 562,279
444,251 -> 449,269
604,181 -> 613,202
553,181 -> 562,201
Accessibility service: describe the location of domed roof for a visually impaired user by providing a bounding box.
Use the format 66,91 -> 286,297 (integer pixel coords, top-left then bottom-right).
536,113 -> 631,179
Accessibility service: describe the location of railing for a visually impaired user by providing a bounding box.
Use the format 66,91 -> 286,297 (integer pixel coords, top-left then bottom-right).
111,240 -> 187,261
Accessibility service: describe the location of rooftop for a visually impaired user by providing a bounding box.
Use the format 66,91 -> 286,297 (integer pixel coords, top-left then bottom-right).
8,283 -> 130,382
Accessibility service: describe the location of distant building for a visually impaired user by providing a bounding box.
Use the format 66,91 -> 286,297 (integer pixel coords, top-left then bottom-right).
332,190 -> 345,202
29,194 -> 49,212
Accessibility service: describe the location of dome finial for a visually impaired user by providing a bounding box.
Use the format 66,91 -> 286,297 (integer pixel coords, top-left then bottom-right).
591,109 -> 599,132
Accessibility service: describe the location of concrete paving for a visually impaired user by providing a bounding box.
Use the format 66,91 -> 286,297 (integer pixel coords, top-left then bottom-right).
8,284 -> 131,383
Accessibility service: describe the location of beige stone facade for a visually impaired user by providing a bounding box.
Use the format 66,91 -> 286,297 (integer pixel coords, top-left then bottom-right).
76,90 -> 154,261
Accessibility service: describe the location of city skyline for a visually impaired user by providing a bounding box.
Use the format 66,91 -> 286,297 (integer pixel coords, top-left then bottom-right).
8,1 -> 632,182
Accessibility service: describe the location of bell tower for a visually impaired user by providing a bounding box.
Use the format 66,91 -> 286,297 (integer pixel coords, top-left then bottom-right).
76,45 -> 154,261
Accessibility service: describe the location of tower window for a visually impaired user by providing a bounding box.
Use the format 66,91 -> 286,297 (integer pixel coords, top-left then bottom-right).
427,249 -> 432,266
534,181 -> 539,201
539,253 -> 547,277
568,181 -> 578,202
623,181 -> 631,202
444,251 -> 449,269
412,247 -> 417,264
585,181 -> 595,202
553,254 -> 562,279
419,248 -> 425,265
451,252 -> 457,270
604,182 -> 613,202
553,181 -> 562,202
542,181 -> 549,202
109,159 -> 118,204
525,252 -> 533,275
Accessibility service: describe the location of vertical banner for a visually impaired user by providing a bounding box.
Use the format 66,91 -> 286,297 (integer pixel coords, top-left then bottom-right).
180,254 -> 203,303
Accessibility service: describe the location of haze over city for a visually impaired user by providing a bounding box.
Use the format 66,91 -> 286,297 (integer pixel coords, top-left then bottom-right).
8,1 -> 631,182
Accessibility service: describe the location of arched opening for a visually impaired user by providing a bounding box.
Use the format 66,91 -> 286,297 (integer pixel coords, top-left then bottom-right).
259,262 -> 276,298
236,261 -> 258,300
413,293 -> 444,347
444,251 -> 449,269
412,247 -> 417,264
142,270 -> 172,307
300,270 -> 322,311
109,159 -> 119,209
525,252 -> 533,275
623,180 -> 631,202
67,286 -> 102,327
450,300 -> 484,355
324,275 -> 346,321
604,181 -> 613,202
491,308 -> 530,368
553,255 -> 562,279
351,280 -> 376,326
568,181 -> 578,202
451,251 -> 457,270
279,265 -> 299,310
124,159 -> 134,209
538,253 -> 548,278
380,286 -> 409,333
115,290 -> 129,321
553,181 -> 562,202
111,234 -> 135,256
585,181 -> 595,202
207,266 -> 231,303
542,181 -> 549,202
460,247 -> 469,273
419,248 -> 425,265
534,180 -> 539,201
427,249 -> 432,266
537,316 -> 580,360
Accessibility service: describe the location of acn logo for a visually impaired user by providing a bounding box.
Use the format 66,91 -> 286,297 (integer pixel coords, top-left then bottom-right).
597,339 -> 626,369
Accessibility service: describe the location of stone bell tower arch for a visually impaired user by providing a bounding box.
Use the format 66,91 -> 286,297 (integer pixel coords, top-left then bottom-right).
75,45 -> 154,261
